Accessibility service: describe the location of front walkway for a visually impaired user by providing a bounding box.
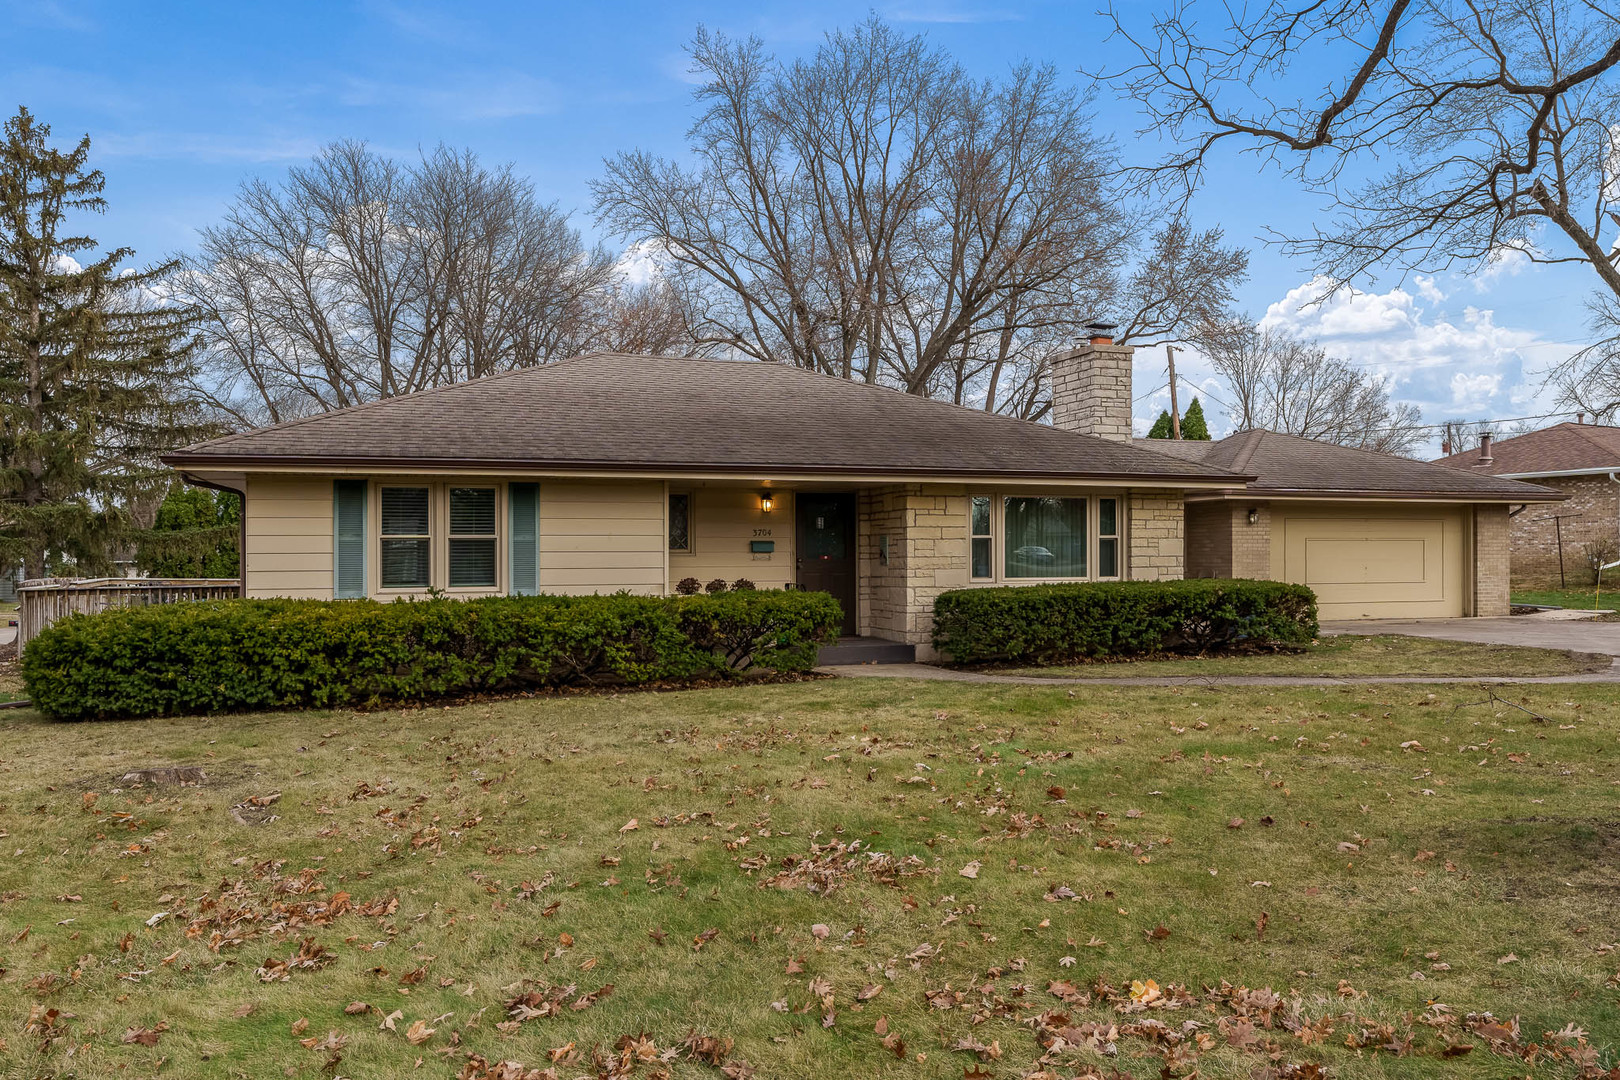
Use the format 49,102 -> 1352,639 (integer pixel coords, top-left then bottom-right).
819,660 -> 1620,687
1321,616 -> 1620,656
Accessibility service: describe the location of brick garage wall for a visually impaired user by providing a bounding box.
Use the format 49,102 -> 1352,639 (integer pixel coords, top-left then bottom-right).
1474,503 -> 1511,615
1509,476 -> 1619,586
857,485 -> 969,657
1128,492 -> 1184,580
1185,501 -> 1272,579
1184,500 -> 1231,577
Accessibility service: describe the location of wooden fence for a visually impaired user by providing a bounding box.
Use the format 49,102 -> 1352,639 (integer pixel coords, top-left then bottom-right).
18,578 -> 241,650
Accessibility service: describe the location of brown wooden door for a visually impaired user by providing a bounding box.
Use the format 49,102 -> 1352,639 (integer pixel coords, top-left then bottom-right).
796,492 -> 857,635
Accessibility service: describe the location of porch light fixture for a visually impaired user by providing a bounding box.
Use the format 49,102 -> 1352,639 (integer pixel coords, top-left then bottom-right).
1247,507 -> 1259,525
760,490 -> 775,513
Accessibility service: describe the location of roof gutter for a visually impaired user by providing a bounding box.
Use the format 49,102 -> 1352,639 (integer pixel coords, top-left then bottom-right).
161,454 -> 1253,488
1494,466 -> 1620,480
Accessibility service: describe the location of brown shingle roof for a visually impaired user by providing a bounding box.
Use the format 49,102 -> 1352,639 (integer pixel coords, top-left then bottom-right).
1134,429 -> 1562,501
1432,421 -> 1620,477
166,352 -> 1245,483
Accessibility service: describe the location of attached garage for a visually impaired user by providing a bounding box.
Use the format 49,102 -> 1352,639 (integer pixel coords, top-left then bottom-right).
1272,504 -> 1466,619
1165,429 -> 1565,619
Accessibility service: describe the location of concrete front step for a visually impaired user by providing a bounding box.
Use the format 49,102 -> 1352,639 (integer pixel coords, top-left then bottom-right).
816,636 -> 917,666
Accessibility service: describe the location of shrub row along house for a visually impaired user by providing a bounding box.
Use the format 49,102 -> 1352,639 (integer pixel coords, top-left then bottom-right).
164,336 -> 1560,660
1434,420 -> 1620,587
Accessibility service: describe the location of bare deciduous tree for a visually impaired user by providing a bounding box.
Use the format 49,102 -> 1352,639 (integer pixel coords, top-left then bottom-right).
592,17 -> 1246,416
178,142 -> 622,427
1102,0 -> 1620,405
1198,320 -> 1427,455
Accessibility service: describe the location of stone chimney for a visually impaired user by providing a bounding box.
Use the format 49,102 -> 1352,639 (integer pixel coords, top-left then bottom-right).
1478,432 -> 1493,465
1049,323 -> 1134,442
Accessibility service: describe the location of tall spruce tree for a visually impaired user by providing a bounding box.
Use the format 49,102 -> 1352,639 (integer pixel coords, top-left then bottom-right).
1180,397 -> 1211,440
0,108 -> 207,578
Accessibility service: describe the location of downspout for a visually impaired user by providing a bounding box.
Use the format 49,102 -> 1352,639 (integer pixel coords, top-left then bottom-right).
180,472 -> 247,599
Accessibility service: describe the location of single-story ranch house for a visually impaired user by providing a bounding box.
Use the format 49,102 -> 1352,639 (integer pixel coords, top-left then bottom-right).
1434,420 -> 1620,585
165,340 -> 1561,659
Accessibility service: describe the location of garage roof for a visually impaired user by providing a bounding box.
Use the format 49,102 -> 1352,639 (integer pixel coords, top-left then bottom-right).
1137,429 -> 1562,501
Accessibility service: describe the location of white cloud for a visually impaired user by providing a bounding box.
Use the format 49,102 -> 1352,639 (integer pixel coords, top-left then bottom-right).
1449,372 -> 1501,412
1259,276 -> 1415,337
1474,238 -> 1535,291
613,240 -> 670,287
1414,275 -> 1446,305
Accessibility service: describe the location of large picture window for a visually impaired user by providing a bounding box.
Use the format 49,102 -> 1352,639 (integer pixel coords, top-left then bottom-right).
448,487 -> 497,588
380,486 -> 431,589
1003,496 -> 1087,579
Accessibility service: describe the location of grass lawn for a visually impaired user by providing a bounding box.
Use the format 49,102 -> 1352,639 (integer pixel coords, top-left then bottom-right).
1512,587 -> 1620,611
997,633 -> 1611,679
2,679 -> 1618,1079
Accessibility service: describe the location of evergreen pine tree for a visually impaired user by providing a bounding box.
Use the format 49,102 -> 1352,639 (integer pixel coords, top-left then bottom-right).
136,483 -> 240,578
0,108 -> 210,577
1181,397 -> 1212,440
1146,409 -> 1173,438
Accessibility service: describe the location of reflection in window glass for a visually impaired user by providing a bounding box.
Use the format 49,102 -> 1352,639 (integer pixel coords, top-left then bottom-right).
1098,497 -> 1119,578
970,495 -> 993,579
668,493 -> 690,552
1003,497 -> 1086,578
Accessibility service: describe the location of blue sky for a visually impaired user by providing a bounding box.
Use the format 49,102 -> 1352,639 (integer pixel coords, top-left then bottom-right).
0,0 -> 1599,452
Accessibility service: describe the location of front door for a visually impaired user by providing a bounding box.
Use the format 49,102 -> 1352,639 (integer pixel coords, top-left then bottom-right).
796,492 -> 857,635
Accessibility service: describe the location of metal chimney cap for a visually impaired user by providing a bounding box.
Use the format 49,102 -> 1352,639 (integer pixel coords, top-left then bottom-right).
1083,321 -> 1118,334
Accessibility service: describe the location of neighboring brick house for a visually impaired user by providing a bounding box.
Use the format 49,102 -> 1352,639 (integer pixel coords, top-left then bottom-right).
1435,422 -> 1620,586
163,342 -> 1560,662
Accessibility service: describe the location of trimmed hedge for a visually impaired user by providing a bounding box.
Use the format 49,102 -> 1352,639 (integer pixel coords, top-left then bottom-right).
931,579 -> 1319,665
22,590 -> 843,720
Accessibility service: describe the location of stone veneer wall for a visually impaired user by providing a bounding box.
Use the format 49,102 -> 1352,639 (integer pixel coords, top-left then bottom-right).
1048,343 -> 1134,442
1507,476 -> 1619,585
857,485 -> 970,658
1474,503 -> 1511,616
1127,492 -> 1185,581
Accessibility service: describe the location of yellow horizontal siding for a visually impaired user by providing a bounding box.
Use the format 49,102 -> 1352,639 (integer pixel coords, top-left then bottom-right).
245,474 -> 334,600
539,481 -> 664,596
672,488 -> 795,589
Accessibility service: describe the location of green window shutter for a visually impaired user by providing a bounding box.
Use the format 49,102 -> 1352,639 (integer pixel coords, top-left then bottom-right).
333,480 -> 368,599
509,483 -> 539,596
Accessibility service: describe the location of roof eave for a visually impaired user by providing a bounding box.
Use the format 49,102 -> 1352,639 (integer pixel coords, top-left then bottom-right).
160,452 -> 1251,487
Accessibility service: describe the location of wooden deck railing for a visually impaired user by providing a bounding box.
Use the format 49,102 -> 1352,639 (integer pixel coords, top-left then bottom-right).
18,577 -> 241,650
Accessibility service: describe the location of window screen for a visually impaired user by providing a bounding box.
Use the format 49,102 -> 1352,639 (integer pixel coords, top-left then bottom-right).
669,492 -> 691,552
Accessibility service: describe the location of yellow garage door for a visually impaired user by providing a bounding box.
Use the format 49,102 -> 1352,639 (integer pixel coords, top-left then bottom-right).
1277,507 -> 1466,620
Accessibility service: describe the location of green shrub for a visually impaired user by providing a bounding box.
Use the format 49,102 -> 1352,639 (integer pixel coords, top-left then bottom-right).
23,590 -> 843,720
931,579 -> 1318,665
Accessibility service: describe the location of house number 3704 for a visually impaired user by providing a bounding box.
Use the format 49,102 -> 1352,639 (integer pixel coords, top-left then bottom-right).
752,528 -> 773,537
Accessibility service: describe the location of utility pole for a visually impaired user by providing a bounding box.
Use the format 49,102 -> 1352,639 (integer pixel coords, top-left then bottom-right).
1166,345 -> 1182,440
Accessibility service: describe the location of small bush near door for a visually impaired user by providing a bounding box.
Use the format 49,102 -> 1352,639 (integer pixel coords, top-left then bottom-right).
932,579 -> 1318,665
23,590 -> 843,720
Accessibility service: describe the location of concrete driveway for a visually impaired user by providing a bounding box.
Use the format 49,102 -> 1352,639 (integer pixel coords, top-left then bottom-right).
1323,616 -> 1620,657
